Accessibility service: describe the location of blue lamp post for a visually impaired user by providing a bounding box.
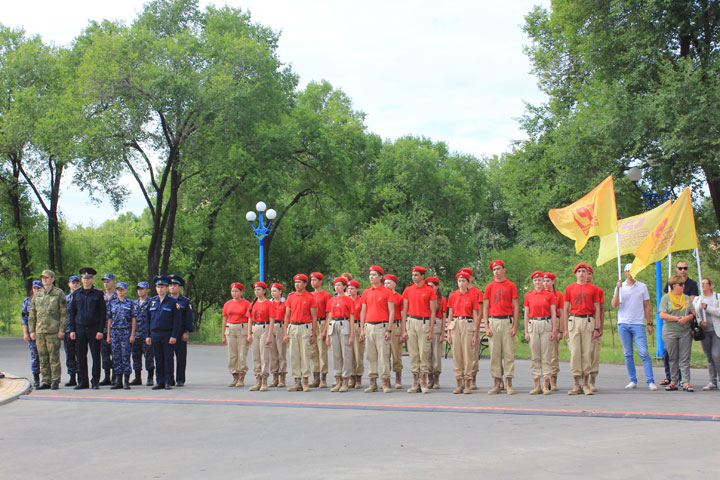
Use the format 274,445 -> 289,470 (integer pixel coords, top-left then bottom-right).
626,167 -> 672,358
245,201 -> 276,282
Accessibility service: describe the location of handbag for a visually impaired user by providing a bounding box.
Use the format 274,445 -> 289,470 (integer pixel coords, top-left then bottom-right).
691,317 -> 705,341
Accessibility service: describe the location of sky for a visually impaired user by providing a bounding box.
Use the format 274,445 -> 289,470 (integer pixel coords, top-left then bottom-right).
3,0 -> 551,226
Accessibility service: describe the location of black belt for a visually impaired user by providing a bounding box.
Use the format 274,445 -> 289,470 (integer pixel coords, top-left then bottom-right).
253,321 -> 269,325
331,317 -> 348,321
454,316 -> 473,320
366,321 -> 388,325
354,320 -> 361,324
530,317 -> 551,321
290,322 -> 311,326
570,314 -> 593,318
409,316 -> 430,320
489,316 -> 512,320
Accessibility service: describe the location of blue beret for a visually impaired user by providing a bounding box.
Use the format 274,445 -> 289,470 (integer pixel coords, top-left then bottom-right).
32,280 -> 42,288
116,282 -> 128,290
153,275 -> 169,285
136,281 -> 150,289
103,273 -> 116,281
69,275 -> 80,282
168,274 -> 185,286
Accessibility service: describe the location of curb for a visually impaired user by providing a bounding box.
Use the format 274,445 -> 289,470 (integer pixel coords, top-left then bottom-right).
0,375 -> 33,406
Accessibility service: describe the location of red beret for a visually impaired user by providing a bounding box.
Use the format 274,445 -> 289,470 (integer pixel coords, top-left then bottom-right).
270,283 -> 284,291
456,271 -> 471,280
231,282 -> 244,291
460,268 -> 474,276
543,272 -> 556,280
293,274 -> 309,283
383,274 -> 398,284
333,277 -> 348,285
348,280 -> 361,288
425,276 -> 440,285
586,266 -> 594,273
369,265 -> 384,275
531,271 -> 544,280
412,266 -> 427,274
573,263 -> 591,273
490,260 -> 505,270
310,272 -> 324,281
253,281 -> 267,289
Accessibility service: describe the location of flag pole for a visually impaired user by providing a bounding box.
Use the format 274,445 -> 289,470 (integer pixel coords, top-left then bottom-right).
615,232 -> 622,303
694,248 -> 706,323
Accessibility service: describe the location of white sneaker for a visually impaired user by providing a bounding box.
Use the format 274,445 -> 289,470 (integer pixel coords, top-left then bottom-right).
648,383 -> 658,391
625,382 -> 637,390
702,383 -> 718,391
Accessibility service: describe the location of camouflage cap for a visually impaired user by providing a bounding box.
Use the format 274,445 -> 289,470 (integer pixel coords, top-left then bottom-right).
41,269 -> 55,278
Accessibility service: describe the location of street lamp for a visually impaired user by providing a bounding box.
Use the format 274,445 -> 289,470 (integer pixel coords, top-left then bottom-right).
626,166 -> 672,358
246,201 -> 277,282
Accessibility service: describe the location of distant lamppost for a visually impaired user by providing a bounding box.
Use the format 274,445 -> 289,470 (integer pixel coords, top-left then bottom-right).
626,166 -> 672,358
245,201 -> 276,282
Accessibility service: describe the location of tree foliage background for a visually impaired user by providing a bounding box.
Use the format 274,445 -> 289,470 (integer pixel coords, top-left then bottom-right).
2,0 -> 719,335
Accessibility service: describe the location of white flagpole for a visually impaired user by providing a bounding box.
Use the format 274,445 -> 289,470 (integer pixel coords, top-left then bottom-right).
693,248 -> 706,323
615,232 -> 622,303
668,253 -> 672,280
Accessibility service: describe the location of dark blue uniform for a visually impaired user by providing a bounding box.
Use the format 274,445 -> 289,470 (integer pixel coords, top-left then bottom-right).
170,294 -> 194,386
68,287 -> 107,387
102,292 -> 118,376
132,297 -> 155,377
147,295 -> 182,388
21,296 -> 40,376
64,292 -> 78,377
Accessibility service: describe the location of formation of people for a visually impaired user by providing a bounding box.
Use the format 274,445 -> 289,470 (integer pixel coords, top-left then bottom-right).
22,259 -> 720,395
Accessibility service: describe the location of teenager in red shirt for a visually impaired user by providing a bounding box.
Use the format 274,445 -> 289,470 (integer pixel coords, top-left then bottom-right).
359,266 -> 395,393
543,272 -> 564,390
222,283 -> 251,387
310,272 -> 332,388
460,267 -> 484,390
246,282 -> 274,392
483,260 -> 519,395
283,274 -> 318,392
269,283 -> 287,387
324,277 -> 355,392
401,266 -> 437,393
586,267 -> 605,392
563,263 -> 601,395
347,279 -> 365,388
523,271 -> 558,394
447,271 -> 481,394
384,274 -> 405,389
425,277 -> 447,389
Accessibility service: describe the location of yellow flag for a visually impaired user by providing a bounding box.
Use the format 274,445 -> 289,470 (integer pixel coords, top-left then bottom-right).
548,176 -> 618,253
629,189 -> 698,277
596,200 -> 672,266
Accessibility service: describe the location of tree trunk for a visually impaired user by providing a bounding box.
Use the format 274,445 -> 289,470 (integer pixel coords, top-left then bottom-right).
5,156 -> 33,294
160,166 -> 180,275
49,160 -> 64,275
702,165 -> 720,233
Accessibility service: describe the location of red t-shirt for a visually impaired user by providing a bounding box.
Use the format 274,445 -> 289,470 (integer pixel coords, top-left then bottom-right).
469,286 -> 483,307
271,300 -> 285,322
438,296 -> 447,317
483,279 -> 518,316
223,299 -> 251,324
312,290 -> 332,318
362,285 -> 394,323
552,290 -> 564,314
328,295 -> 355,319
285,291 -> 317,323
391,291 -> 403,321
402,283 -> 437,317
591,284 -> 605,304
351,295 -> 363,321
448,289 -> 480,317
248,299 -> 272,323
564,283 -> 598,315
523,289 -> 556,318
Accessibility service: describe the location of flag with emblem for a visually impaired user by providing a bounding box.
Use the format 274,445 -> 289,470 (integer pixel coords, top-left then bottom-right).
629,188 -> 698,277
548,175 -> 618,253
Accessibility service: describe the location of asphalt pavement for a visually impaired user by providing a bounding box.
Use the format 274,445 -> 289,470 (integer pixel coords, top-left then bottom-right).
1,336 -> 718,479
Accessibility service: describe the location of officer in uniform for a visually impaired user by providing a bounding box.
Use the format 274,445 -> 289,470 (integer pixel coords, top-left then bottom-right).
146,275 -> 182,390
131,281 -> 155,386
64,275 -> 81,386
28,270 -> 67,390
107,282 -> 137,390
21,280 -> 42,387
100,273 -> 118,385
168,274 -> 194,387
68,267 -> 107,389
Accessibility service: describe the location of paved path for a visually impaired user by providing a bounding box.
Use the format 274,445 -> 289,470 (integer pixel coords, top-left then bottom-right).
1,336 -> 718,478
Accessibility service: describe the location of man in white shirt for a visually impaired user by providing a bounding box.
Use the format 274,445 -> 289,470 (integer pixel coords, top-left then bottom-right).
611,264 -> 657,390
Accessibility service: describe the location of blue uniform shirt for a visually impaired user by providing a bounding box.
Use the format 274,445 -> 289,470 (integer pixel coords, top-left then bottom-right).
22,296 -> 32,325
108,297 -> 137,331
133,297 -> 151,338
147,295 -> 182,339
65,293 -> 74,332
173,295 -> 195,334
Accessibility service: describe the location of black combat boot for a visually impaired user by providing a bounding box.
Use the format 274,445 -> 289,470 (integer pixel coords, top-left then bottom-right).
123,374 -> 131,390
99,369 -> 112,386
146,369 -> 155,386
33,373 -> 40,387
110,374 -> 123,390
130,371 -> 142,386
65,374 -> 77,387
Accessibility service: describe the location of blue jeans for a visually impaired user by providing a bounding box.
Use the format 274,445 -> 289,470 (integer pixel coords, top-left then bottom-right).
618,323 -> 655,384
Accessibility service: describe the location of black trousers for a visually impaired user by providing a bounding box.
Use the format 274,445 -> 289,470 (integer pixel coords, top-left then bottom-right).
172,340 -> 188,383
76,325 -> 101,385
151,334 -> 174,387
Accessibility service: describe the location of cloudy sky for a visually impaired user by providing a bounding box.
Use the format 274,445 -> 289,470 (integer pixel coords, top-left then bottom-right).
4,0 -> 550,225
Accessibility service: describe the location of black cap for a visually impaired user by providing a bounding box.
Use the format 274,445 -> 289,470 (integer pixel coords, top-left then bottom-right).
79,267 -> 97,276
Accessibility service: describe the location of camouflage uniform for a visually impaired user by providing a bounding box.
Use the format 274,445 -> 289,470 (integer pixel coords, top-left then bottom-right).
102,292 -> 118,373
107,298 -> 136,376
21,296 -> 40,375
28,286 -> 68,384
64,292 -> 78,376
132,297 -> 155,374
